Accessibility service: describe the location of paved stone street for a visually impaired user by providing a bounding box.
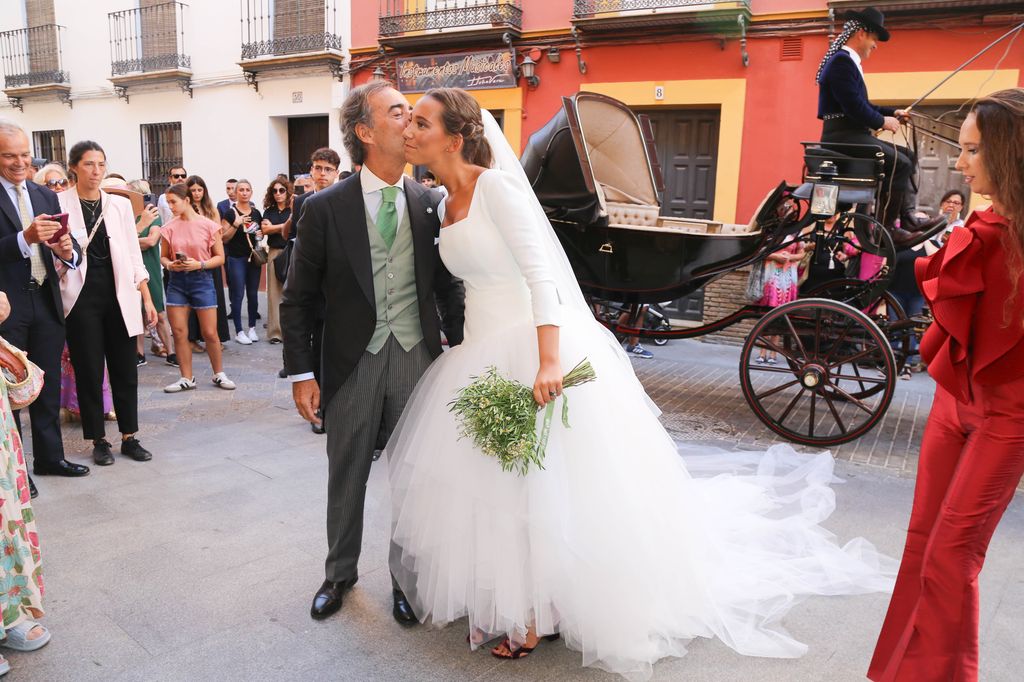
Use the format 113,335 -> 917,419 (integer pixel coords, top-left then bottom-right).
13,304 -> 1024,681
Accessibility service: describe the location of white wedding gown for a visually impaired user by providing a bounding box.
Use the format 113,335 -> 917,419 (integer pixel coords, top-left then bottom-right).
387,169 -> 895,680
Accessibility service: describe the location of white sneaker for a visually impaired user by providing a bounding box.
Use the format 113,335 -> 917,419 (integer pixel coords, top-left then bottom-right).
164,377 -> 196,393
212,372 -> 236,390
247,327 -> 259,343
235,331 -> 252,345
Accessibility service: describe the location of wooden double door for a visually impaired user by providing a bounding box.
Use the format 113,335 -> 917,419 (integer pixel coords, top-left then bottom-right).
639,108 -> 721,322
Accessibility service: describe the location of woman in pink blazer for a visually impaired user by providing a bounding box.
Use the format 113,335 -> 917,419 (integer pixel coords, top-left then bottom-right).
58,141 -> 157,467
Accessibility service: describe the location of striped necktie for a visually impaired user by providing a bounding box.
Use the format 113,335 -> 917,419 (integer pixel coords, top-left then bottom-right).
14,184 -> 47,284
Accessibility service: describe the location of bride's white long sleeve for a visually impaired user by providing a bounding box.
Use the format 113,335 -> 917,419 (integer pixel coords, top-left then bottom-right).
478,170 -> 562,328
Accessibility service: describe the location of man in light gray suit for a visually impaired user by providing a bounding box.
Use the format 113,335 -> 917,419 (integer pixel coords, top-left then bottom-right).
280,82 -> 464,624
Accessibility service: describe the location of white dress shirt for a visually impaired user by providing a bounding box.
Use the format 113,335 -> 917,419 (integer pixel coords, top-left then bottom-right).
361,165 -> 407,231
842,46 -> 865,77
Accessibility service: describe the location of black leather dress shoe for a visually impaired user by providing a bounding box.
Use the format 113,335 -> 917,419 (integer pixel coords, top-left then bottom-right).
92,439 -> 114,466
29,476 -> 38,499
120,436 -> 153,462
310,578 -> 357,620
392,589 -> 417,627
901,212 -> 947,234
34,459 -> 91,477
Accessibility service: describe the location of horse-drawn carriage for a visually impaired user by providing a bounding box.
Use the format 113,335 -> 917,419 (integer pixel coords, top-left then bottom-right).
521,92 -> 950,447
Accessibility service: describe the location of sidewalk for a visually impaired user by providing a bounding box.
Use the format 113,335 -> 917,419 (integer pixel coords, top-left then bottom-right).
15,326 -> 1023,681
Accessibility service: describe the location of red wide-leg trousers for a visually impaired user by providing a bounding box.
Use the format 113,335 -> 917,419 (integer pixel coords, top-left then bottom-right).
868,377 -> 1024,681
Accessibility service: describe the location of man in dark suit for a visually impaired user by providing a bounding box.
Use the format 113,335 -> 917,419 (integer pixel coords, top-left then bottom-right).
281,82 -> 464,625
816,7 -> 945,239
276,148 -> 339,416
0,121 -> 89,484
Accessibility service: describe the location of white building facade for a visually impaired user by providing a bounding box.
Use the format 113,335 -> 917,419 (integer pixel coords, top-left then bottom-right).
0,0 -> 353,198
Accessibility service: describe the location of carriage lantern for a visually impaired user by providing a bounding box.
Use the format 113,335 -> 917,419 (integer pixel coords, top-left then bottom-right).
810,160 -> 840,217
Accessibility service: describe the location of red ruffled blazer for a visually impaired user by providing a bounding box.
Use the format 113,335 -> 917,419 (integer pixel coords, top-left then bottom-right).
916,208 -> 1024,403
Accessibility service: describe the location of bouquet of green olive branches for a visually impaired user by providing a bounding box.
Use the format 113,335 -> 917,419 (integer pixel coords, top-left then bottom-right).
449,358 -> 597,476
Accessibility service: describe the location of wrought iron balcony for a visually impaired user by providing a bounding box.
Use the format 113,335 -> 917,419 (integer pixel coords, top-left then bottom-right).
573,0 -> 751,32
0,24 -> 70,91
379,1 -> 523,47
109,2 -> 191,77
240,0 -> 343,61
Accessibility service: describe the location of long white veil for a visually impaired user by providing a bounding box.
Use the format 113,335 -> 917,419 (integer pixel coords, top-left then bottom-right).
479,109 -> 638,372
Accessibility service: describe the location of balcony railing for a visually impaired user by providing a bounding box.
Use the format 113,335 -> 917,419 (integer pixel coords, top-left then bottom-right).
240,0 -> 343,61
109,2 -> 191,76
0,24 -> 69,90
379,1 -> 523,38
574,0 -> 745,16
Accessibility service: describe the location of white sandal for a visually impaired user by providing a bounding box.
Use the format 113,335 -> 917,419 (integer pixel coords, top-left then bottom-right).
1,621 -> 50,652
0,653 -> 9,676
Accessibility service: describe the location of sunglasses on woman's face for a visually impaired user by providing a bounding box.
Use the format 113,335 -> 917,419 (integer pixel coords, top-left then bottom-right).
273,187 -> 288,194
45,178 -> 69,188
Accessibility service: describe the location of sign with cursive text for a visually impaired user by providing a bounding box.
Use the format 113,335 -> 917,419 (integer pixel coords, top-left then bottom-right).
396,51 -> 516,93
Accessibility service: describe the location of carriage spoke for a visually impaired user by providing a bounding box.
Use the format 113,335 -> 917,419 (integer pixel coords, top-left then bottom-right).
782,314 -> 809,361
826,382 -> 875,414
809,390 -> 817,438
777,387 -> 806,426
752,337 -> 803,366
822,392 -> 848,435
813,307 -> 822,358
755,378 -> 802,399
828,347 -> 879,369
823,321 -> 854,364
830,373 -> 887,384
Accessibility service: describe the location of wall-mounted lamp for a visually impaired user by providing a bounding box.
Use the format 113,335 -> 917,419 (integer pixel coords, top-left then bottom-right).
371,65 -> 386,82
519,54 -> 539,88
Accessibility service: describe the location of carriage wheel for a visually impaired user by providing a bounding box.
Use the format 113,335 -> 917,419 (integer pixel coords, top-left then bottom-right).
803,277 -> 912,382
739,298 -> 896,447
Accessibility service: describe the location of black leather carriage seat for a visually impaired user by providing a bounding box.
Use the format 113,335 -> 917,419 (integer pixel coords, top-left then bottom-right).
803,145 -> 884,185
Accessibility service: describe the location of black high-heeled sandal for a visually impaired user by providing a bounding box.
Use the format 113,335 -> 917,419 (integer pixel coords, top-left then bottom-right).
490,633 -> 560,660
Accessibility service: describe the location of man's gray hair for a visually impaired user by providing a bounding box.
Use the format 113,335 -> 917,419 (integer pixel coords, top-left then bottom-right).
0,120 -> 27,139
341,81 -> 392,166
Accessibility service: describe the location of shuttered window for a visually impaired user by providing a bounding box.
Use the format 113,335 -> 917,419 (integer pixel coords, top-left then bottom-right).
140,121 -> 183,195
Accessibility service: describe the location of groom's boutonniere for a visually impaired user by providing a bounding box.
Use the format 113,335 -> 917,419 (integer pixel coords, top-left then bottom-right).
426,206 -> 433,214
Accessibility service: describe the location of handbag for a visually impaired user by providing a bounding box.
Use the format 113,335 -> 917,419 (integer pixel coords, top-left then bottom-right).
744,260 -> 767,303
245,230 -> 269,265
273,240 -> 293,283
0,337 -> 44,411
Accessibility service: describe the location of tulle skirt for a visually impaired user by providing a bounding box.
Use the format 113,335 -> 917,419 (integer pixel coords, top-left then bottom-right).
386,306 -> 895,680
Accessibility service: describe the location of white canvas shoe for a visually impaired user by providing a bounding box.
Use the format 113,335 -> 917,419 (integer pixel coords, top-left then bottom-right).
212,372 -> 236,390
235,331 -> 252,345
247,327 -> 259,343
164,377 -> 197,393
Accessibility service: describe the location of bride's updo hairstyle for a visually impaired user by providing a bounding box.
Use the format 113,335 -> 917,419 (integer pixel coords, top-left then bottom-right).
423,88 -> 493,169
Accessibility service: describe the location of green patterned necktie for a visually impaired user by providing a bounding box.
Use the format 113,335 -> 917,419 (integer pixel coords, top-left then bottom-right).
378,185 -> 399,250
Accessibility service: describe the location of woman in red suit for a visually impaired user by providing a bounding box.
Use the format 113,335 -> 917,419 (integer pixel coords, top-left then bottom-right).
868,87 -> 1024,681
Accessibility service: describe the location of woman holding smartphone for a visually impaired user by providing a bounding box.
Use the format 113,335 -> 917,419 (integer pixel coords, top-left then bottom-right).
161,184 -> 235,393
219,179 -> 263,345
59,141 -> 157,467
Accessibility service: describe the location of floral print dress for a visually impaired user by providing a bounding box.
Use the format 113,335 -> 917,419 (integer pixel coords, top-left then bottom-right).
759,238 -> 803,307
0,380 -> 43,634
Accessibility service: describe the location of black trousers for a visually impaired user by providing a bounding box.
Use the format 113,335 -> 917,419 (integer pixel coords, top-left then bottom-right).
821,120 -> 915,225
65,271 -> 139,441
1,285 -> 66,467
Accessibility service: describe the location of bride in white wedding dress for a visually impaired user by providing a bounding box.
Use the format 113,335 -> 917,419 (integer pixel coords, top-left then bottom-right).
386,88 -> 896,681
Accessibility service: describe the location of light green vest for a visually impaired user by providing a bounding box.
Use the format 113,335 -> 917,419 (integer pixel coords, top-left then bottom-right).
365,205 -> 423,354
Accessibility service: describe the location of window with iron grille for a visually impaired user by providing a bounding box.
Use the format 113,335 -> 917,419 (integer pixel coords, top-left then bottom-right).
32,129 -> 66,166
140,121 -> 183,195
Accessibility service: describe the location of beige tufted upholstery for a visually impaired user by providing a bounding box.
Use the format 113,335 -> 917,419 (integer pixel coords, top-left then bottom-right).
606,201 -> 660,227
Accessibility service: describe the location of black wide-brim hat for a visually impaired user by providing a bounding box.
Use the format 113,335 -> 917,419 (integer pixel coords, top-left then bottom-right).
846,7 -> 890,42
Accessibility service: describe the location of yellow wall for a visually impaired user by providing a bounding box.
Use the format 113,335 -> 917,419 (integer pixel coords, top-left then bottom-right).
583,79 -> 747,223
866,68 -> 1020,213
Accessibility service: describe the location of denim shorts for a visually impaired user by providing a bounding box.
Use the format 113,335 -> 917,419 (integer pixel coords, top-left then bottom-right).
166,270 -> 217,309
